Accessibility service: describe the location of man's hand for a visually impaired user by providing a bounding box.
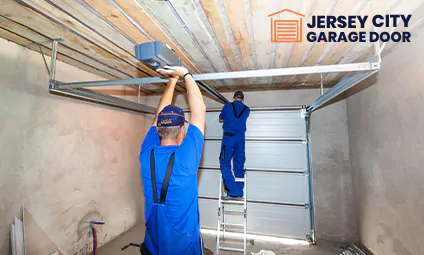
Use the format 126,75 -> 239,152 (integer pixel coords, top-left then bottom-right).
157,66 -> 189,77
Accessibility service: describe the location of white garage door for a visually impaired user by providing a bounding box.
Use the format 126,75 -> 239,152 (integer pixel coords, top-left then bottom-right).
192,106 -> 314,241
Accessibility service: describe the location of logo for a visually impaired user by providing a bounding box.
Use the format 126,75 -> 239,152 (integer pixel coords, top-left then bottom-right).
159,118 -> 172,126
269,9 -> 412,43
268,9 -> 305,43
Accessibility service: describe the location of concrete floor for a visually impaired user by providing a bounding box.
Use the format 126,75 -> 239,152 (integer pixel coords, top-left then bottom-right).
98,222 -> 342,255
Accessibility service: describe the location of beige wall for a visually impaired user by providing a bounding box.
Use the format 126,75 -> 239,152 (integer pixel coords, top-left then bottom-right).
145,89 -> 357,243
0,38 -> 148,254
347,29 -> 424,254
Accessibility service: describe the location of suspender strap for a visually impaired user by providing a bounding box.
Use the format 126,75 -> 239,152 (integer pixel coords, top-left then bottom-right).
231,102 -> 247,119
150,150 -> 176,204
150,150 -> 158,204
159,153 -> 175,204
237,106 -> 248,118
231,103 -> 237,118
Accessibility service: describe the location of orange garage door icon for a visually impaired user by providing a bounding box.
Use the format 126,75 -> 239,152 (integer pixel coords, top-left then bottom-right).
269,9 -> 305,43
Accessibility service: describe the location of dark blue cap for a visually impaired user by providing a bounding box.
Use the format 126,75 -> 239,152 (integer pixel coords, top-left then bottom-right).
157,105 -> 187,127
234,91 -> 244,99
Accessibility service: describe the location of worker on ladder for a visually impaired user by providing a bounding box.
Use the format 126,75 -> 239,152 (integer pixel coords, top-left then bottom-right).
219,91 -> 250,199
139,66 -> 207,255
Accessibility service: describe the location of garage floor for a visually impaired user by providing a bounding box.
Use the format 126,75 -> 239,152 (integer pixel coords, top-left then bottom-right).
98,222 -> 342,255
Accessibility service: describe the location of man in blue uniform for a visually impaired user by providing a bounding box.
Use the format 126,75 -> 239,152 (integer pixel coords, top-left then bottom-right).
139,66 -> 206,255
219,91 -> 250,198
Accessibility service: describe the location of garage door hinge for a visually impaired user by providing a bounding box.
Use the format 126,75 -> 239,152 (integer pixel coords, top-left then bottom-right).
300,109 -> 307,119
304,204 -> 311,209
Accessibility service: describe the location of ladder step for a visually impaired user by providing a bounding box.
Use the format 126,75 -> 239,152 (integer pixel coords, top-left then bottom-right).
218,246 -> 244,252
223,210 -> 244,215
221,199 -> 244,204
235,178 -> 245,183
220,222 -> 244,227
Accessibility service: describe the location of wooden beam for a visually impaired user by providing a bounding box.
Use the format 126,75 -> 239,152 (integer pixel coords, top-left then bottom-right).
328,0 -> 423,84
82,0 -> 150,43
222,0 -> 255,70
18,0 -> 159,78
168,0 -> 229,73
324,0 -> 400,82
270,0 -> 303,85
0,27 -> 118,80
0,16 -> 127,79
250,0 -> 274,85
198,0 -> 240,71
111,0 -> 204,75
0,0 -> 160,91
286,0 -> 337,86
300,0 -> 366,85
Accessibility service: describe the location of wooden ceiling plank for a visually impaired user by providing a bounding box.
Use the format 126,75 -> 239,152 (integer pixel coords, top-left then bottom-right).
222,0 -> 255,70
0,28 -> 117,80
324,0 -> 402,83
0,16 -> 129,80
326,0 -> 423,84
51,0 -> 184,92
381,0 -> 424,54
250,0 -> 275,85
270,0 -> 304,86
19,0 -> 160,78
82,0 -> 150,43
0,0 -> 136,77
301,0 -> 367,85
112,0 -> 202,74
0,0 -> 159,91
169,0 -> 229,73
287,0 -> 338,86
49,0 -> 135,56
167,0 -> 235,88
282,0 -> 325,87
139,0 -> 215,72
198,0 -> 240,71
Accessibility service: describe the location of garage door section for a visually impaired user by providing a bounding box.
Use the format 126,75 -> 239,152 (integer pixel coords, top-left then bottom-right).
196,107 -> 314,241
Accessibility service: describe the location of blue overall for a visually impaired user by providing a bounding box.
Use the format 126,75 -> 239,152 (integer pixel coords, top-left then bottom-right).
219,101 -> 250,197
139,125 -> 205,255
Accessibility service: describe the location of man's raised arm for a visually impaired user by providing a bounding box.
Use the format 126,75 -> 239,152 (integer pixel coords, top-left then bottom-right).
151,75 -> 178,126
157,66 -> 206,134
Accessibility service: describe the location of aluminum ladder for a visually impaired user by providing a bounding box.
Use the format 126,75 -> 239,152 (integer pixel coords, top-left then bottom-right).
216,173 -> 247,254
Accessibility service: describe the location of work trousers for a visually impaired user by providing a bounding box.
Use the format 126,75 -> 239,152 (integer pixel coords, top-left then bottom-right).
219,132 -> 245,197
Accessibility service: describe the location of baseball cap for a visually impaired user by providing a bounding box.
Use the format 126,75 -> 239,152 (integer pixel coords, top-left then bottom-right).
157,105 -> 187,127
233,91 -> 244,100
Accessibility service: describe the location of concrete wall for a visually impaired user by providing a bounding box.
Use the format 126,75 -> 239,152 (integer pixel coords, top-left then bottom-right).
145,89 -> 356,243
0,38 -> 147,254
346,29 -> 424,254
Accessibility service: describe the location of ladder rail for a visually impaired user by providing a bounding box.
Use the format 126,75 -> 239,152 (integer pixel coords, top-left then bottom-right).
216,171 -> 247,255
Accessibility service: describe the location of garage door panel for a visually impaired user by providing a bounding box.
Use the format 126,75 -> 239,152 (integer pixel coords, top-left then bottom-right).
199,199 -> 310,239
186,111 -> 305,139
247,203 -> 310,239
200,140 -> 307,171
247,172 -> 309,204
246,111 -> 305,139
197,108 -> 312,239
198,170 -> 309,204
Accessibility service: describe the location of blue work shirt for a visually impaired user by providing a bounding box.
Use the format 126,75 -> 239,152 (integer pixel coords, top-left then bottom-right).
219,101 -> 250,133
139,124 -> 204,234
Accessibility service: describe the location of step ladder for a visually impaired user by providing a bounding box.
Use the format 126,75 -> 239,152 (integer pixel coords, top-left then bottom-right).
216,173 -> 247,254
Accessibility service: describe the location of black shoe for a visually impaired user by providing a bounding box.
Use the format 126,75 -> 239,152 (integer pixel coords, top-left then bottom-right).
221,195 -> 243,201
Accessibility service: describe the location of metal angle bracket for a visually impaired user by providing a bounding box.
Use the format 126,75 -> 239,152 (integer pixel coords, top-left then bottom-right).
300,108 -> 307,119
